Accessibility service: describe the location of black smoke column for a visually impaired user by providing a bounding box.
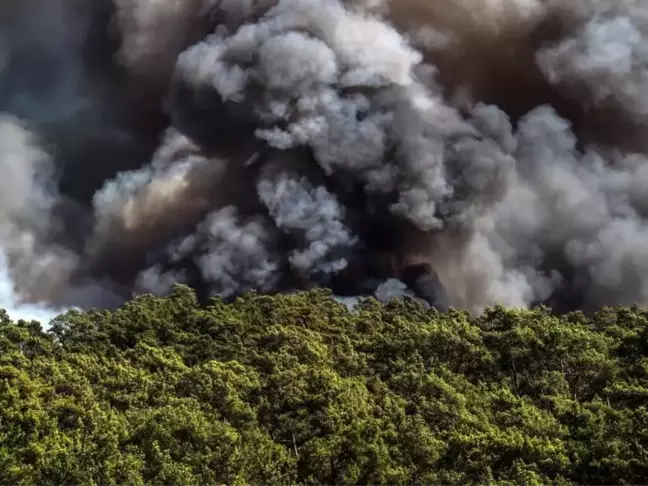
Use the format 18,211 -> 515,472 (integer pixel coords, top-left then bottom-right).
401,263 -> 449,312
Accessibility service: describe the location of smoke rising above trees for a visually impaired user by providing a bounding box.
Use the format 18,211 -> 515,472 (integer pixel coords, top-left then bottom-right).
2,0 -> 648,319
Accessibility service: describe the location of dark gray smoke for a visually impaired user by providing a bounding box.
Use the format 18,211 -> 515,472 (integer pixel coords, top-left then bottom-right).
3,0 -> 648,320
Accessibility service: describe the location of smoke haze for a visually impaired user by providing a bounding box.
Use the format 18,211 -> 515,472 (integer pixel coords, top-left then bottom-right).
2,0 -> 648,321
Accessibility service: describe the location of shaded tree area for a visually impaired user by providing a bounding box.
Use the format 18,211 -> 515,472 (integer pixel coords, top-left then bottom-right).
2,285 -> 648,485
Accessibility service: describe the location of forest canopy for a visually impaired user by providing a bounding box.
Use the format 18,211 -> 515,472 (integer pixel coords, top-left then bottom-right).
1,285 -> 648,485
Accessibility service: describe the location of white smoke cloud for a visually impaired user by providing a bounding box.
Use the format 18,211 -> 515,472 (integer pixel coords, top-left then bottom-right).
4,0 -> 648,318
102,0 -> 648,312
0,251 -> 66,324
258,172 -> 357,278
0,115 -> 75,321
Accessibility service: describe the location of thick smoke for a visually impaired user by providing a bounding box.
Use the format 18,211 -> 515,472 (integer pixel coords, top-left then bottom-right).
4,0 -> 648,321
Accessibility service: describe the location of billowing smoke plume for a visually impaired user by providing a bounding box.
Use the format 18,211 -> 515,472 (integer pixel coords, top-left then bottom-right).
3,0 -> 648,321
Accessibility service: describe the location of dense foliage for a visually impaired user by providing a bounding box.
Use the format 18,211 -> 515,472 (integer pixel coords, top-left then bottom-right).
1,286 -> 648,485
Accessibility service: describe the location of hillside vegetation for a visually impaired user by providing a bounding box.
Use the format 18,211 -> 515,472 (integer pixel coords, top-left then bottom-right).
1,286 -> 648,485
